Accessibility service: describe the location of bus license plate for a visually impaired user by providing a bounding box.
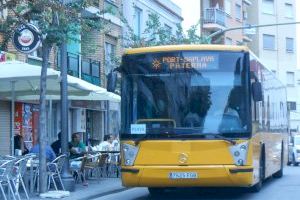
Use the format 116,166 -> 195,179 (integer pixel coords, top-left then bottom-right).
169,172 -> 198,179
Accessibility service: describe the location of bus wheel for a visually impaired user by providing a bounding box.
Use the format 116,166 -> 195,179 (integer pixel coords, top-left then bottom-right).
273,147 -> 283,178
148,187 -> 165,197
250,151 -> 265,192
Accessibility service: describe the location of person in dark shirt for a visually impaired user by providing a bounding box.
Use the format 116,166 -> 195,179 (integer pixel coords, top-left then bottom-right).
51,132 -> 61,156
14,134 -> 29,155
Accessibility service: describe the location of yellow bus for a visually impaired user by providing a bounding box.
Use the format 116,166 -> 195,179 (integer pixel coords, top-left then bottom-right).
118,45 -> 288,194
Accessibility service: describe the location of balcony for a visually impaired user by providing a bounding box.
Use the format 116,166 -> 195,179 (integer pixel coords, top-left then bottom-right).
203,8 -> 226,31
57,52 -> 101,86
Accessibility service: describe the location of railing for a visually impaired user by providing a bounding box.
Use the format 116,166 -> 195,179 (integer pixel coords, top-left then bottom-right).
203,8 -> 226,27
57,52 -> 101,86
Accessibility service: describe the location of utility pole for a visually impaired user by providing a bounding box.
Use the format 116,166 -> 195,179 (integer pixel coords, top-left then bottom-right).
60,0 -> 75,192
206,21 -> 300,42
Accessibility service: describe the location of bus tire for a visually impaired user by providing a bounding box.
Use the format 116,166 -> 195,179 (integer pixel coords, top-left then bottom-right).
250,148 -> 265,192
148,187 -> 164,197
273,144 -> 283,178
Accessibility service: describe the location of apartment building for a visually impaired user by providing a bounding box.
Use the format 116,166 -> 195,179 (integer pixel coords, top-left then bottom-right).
247,0 -> 299,132
201,0 -> 252,44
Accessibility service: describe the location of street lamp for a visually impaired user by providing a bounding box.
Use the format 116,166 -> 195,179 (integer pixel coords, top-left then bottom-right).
60,0 -> 75,192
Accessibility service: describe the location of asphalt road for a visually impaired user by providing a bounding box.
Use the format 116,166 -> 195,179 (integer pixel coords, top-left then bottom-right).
93,166 -> 300,200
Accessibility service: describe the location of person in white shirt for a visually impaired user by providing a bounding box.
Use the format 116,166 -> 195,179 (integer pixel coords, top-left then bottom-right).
112,135 -> 120,151
91,135 -> 114,151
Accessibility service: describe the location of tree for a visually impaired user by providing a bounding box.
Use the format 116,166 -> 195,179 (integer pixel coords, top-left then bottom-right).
0,0 -> 109,193
122,12 -> 209,48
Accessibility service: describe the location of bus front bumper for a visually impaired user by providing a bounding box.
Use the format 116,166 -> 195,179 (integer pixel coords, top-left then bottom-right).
121,165 -> 254,187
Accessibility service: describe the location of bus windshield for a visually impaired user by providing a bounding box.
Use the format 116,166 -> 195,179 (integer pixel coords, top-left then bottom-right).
121,51 -> 251,138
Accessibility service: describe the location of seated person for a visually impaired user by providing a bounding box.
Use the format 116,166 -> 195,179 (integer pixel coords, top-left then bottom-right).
30,137 -> 56,162
51,132 -> 61,156
69,132 -> 87,159
14,134 -> 29,155
91,135 -> 114,151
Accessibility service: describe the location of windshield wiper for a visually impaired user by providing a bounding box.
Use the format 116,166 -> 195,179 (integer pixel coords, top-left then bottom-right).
133,132 -> 237,146
167,133 -> 237,145
133,129 -> 176,145
207,133 -> 237,145
133,134 -> 150,146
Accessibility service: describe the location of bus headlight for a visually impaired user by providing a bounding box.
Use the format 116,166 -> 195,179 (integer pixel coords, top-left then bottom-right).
229,141 -> 249,166
122,143 -> 139,166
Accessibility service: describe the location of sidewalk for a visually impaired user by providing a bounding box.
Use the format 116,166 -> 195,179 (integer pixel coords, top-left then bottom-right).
30,178 -> 127,200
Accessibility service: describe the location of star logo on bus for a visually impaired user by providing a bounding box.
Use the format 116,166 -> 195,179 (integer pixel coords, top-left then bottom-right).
152,59 -> 161,70
178,153 -> 188,164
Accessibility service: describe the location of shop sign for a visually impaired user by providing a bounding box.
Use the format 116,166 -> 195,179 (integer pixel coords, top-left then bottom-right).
12,23 -> 41,54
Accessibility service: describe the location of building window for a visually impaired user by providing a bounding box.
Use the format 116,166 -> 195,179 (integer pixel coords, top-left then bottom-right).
288,102 -> 296,111
286,37 -> 294,53
235,4 -> 241,20
105,42 -> 116,74
91,62 -> 100,78
263,34 -> 275,50
285,3 -> 293,18
262,0 -> 274,15
225,0 -> 231,15
286,72 -> 295,86
134,7 -> 142,37
104,0 -> 119,16
225,37 -> 233,45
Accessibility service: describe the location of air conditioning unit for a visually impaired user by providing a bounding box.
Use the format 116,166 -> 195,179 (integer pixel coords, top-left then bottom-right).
72,108 -> 86,133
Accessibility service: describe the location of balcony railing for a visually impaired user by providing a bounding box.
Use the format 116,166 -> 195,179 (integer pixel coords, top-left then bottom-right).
57,52 -> 101,86
203,8 -> 226,27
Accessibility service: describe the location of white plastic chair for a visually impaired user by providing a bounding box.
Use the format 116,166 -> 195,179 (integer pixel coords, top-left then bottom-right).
47,154 -> 66,191
13,157 -> 30,200
0,159 -> 18,200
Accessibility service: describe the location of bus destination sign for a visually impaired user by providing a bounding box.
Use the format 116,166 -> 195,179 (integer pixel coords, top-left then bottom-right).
152,54 -> 219,71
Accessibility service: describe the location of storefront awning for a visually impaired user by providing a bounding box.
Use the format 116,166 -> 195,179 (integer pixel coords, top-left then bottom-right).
14,91 -> 120,103
0,61 -> 120,102
0,61 -> 93,97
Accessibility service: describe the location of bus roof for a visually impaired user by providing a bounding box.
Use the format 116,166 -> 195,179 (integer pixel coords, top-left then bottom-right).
124,45 -> 249,55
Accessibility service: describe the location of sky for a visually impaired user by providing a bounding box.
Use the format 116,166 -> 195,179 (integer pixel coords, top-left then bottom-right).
171,0 -> 200,31
172,0 -> 300,67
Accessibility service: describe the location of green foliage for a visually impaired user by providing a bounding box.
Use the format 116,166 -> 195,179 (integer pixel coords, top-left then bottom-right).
122,12 -> 209,48
0,0 -> 109,50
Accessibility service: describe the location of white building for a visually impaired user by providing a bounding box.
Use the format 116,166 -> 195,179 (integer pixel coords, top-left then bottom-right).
247,0 -> 299,132
122,0 -> 183,43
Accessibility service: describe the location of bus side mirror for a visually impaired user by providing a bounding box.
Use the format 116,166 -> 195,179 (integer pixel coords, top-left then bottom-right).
107,71 -> 117,92
252,82 -> 262,102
